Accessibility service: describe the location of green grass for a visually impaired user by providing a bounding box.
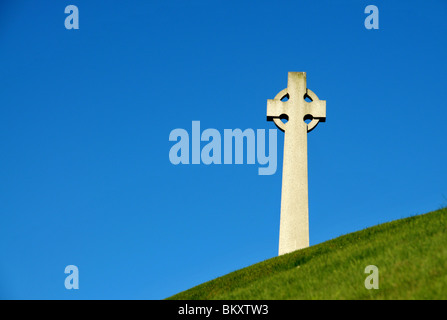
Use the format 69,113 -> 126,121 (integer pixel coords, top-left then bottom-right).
168,207 -> 447,300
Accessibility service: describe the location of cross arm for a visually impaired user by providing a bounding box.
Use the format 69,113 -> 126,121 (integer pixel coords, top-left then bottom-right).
304,99 -> 326,122
267,99 -> 288,119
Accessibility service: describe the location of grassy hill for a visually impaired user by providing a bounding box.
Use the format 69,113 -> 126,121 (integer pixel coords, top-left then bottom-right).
168,207 -> 447,299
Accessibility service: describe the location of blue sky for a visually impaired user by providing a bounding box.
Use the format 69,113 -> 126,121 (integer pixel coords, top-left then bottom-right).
0,0 -> 446,299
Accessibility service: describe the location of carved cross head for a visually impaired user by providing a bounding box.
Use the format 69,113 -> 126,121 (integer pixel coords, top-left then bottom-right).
267,72 -> 326,132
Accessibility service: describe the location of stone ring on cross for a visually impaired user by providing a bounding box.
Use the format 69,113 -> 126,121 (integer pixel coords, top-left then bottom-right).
271,88 -> 325,133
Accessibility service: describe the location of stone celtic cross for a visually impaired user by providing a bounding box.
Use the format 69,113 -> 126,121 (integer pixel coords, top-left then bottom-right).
267,72 -> 326,255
